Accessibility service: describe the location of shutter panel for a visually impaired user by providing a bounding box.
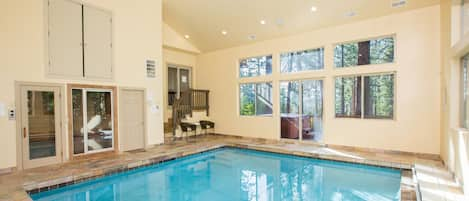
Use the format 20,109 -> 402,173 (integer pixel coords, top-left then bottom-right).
48,0 -> 83,77
83,6 -> 113,79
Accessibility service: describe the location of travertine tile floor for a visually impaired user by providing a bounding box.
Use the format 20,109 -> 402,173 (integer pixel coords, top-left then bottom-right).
0,134 -> 465,201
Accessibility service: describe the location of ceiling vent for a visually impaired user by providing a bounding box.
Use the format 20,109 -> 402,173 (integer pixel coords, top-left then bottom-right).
391,0 -> 407,8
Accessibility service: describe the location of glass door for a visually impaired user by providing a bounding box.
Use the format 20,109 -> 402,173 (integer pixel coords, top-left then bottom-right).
301,80 -> 323,142
280,80 -> 324,142
21,86 -> 62,169
280,81 -> 300,140
72,88 -> 114,155
167,65 -> 191,106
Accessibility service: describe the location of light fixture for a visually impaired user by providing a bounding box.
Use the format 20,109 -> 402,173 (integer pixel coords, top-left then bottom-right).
311,6 -> 317,12
184,35 -> 190,39
260,20 -> 266,25
221,30 -> 228,35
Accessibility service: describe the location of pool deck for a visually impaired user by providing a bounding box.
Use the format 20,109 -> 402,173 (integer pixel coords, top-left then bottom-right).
0,134 -> 464,201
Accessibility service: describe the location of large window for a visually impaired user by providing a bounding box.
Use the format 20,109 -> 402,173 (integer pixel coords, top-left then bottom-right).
335,73 -> 395,119
239,82 -> 273,116
462,54 -> 469,128
280,48 -> 324,73
334,37 -> 394,68
239,55 -> 272,78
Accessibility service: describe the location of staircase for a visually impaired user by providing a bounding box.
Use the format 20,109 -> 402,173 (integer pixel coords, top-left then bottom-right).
167,89 -> 210,139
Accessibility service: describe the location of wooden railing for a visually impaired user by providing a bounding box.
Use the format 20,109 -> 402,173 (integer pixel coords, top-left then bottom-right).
172,89 -> 210,137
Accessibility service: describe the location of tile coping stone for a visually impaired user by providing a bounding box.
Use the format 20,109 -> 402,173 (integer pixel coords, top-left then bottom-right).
19,142 -> 417,201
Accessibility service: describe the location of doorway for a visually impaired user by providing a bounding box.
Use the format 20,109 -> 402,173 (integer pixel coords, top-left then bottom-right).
168,65 -> 192,106
119,88 -> 146,151
17,83 -> 63,169
68,85 -> 117,157
280,79 -> 323,142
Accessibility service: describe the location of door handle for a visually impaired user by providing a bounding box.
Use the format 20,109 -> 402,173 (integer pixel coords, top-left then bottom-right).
23,127 -> 27,138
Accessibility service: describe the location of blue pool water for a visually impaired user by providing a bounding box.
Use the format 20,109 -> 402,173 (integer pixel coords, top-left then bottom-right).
31,148 -> 401,201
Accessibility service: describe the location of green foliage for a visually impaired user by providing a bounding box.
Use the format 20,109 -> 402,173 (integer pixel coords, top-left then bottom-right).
240,101 -> 255,116
334,37 -> 394,67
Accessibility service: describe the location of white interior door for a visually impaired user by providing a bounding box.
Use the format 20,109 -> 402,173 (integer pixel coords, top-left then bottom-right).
21,85 -> 62,169
120,89 -> 145,151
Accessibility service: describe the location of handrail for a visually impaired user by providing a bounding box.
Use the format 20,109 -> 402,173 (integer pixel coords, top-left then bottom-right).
172,89 -> 210,137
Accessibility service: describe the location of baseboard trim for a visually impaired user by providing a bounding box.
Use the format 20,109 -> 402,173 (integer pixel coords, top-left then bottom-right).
0,167 -> 16,175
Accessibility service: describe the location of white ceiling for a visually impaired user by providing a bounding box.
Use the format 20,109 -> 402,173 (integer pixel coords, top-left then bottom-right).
163,0 -> 439,52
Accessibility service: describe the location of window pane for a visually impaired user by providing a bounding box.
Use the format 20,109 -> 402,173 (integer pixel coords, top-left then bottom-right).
280,48 -> 324,73
240,83 -> 255,116
463,54 -> 469,128
370,37 -> 394,65
86,91 -> 113,151
335,76 -> 362,118
364,74 -> 394,119
280,81 -> 300,139
239,55 -> 272,78
72,89 -> 84,154
240,82 -> 273,116
302,80 -> 323,142
256,83 -> 273,116
334,43 -> 358,67
168,67 -> 177,105
334,37 -> 394,68
28,91 -> 56,159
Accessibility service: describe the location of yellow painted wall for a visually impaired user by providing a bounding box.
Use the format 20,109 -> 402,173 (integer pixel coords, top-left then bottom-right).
196,6 -> 441,154
0,0 -> 163,169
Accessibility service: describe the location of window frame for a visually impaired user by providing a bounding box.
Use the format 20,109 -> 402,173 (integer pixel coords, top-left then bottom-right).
238,81 -> 274,117
461,53 -> 469,128
334,72 -> 396,120
279,47 -> 325,74
238,54 -> 273,79
333,34 -> 397,69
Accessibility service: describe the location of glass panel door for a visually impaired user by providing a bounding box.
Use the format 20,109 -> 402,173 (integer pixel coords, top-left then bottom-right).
179,68 -> 190,93
280,81 -> 300,139
301,80 -> 323,142
72,89 -> 84,154
71,88 -> 114,155
86,91 -> 113,152
21,86 -> 62,169
168,67 -> 177,105
280,80 -> 324,142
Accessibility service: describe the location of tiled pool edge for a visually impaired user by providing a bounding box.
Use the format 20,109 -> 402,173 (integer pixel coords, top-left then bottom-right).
21,143 -> 418,201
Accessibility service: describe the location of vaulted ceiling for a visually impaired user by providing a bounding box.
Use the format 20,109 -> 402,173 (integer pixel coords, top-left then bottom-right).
163,0 -> 440,52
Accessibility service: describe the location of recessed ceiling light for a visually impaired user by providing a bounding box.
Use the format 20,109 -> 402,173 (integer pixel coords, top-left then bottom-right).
248,35 -> 256,40
184,35 -> 190,39
345,11 -> 357,17
311,6 -> 317,12
260,20 -> 266,25
221,30 -> 228,35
